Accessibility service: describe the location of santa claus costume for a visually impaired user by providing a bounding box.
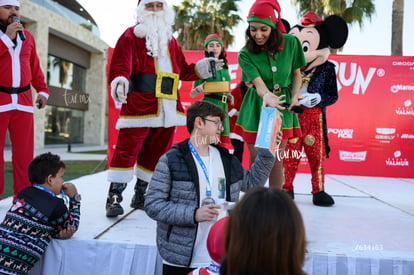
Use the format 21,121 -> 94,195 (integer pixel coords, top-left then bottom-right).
0,0 -> 49,198
107,0 -> 215,217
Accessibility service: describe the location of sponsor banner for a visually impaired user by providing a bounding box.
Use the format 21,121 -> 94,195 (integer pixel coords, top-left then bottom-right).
107,51 -> 414,178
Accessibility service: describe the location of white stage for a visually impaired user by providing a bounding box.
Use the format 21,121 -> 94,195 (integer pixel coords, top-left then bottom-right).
0,171 -> 412,275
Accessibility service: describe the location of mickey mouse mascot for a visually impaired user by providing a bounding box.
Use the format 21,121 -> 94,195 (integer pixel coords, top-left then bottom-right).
283,11 -> 348,206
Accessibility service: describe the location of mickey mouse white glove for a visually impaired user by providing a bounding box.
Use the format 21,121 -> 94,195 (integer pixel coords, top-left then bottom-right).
110,76 -> 129,104
299,93 -> 321,108
196,57 -> 224,79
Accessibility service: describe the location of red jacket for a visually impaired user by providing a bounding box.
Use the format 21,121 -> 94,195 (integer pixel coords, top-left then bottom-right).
109,26 -> 200,128
0,30 -> 49,113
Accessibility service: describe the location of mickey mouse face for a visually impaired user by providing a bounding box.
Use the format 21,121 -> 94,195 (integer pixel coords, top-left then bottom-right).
290,26 -> 320,55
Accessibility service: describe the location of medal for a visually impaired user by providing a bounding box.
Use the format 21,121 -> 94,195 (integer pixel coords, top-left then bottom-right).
201,196 -> 216,206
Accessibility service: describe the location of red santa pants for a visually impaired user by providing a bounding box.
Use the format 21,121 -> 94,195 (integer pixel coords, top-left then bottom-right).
283,107 -> 325,194
0,110 -> 33,198
108,126 -> 175,183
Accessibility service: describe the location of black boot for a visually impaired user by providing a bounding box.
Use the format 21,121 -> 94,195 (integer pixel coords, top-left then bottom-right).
106,182 -> 127,217
313,191 -> 335,206
130,179 -> 148,210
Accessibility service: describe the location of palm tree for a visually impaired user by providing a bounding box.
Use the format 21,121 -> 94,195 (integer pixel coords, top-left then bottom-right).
391,0 -> 404,55
174,0 -> 242,50
290,0 -> 375,26
290,0 -> 375,53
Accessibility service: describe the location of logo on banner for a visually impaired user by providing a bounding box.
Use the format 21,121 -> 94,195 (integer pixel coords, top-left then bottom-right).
390,84 -> 414,94
400,133 -> 414,139
328,128 -> 353,139
395,99 -> 414,115
375,128 -> 396,143
330,60 -> 383,95
385,151 -> 409,167
339,150 -> 367,162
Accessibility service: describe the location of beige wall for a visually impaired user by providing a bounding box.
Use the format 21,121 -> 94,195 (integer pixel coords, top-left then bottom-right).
20,0 -> 108,149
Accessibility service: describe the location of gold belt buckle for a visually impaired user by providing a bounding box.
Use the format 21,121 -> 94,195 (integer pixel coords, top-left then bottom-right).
221,95 -> 227,103
273,88 -> 282,94
155,71 -> 179,99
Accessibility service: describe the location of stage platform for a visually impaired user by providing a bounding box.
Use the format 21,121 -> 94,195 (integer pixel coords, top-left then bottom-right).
0,171 -> 413,274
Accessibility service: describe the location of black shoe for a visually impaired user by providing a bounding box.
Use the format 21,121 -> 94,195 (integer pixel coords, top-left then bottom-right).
106,182 -> 127,217
130,179 -> 148,210
313,191 -> 335,206
285,190 -> 295,200
106,194 -> 124,217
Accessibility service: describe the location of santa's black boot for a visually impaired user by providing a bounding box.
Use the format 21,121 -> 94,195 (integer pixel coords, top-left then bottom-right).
130,178 -> 148,210
106,182 -> 127,217
313,191 -> 335,206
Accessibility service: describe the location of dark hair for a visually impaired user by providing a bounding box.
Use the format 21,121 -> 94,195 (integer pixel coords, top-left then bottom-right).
186,101 -> 226,134
28,152 -> 66,184
221,187 -> 306,275
245,25 -> 284,57
204,50 -> 229,69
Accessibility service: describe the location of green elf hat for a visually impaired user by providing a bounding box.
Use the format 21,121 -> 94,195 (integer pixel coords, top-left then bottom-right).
204,34 -> 227,56
204,34 -> 224,48
247,0 -> 286,33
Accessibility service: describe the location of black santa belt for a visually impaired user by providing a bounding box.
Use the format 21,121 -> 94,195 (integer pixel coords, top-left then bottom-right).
0,84 -> 31,94
204,93 -> 228,103
129,72 -> 179,99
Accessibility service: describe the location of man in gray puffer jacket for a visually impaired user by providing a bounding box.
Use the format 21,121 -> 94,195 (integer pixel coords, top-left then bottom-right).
145,101 -> 278,275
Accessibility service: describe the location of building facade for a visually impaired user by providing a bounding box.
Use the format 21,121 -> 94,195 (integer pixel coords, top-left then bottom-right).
19,0 -> 108,149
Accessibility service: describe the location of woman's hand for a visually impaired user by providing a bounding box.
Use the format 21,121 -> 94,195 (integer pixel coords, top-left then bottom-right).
288,95 -> 299,112
263,92 -> 286,110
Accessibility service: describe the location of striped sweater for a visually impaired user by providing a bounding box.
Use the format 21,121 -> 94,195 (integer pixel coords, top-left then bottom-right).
0,186 -> 80,274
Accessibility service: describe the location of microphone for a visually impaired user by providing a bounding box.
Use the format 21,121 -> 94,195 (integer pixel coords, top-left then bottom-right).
207,51 -> 216,80
12,16 -> 26,41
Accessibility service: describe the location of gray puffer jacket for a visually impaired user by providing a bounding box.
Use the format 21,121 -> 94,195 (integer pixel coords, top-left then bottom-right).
144,138 -> 274,267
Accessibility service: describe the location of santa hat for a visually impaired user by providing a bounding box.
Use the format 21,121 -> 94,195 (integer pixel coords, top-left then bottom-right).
207,217 -> 228,264
0,0 -> 20,6
300,11 -> 324,27
247,0 -> 286,33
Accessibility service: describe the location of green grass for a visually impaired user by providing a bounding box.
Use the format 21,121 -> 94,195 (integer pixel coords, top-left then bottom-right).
2,159 -> 107,199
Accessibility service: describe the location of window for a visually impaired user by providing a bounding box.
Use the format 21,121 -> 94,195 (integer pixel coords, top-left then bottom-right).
46,55 -> 87,144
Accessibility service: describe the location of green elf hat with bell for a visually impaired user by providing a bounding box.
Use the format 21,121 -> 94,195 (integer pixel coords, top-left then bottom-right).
204,34 -> 227,57
247,0 -> 286,33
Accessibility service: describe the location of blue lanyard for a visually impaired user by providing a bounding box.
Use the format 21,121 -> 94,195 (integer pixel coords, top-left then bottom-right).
33,184 -> 57,197
33,184 -> 69,206
188,140 -> 212,197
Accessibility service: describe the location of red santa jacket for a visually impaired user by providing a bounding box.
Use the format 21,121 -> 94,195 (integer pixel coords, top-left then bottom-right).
109,26 -> 200,128
0,30 -> 49,113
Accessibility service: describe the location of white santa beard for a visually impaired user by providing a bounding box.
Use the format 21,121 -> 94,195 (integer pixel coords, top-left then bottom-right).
134,10 -> 174,57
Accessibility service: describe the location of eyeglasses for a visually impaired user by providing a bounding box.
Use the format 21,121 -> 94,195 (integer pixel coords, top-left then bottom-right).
203,118 -> 223,129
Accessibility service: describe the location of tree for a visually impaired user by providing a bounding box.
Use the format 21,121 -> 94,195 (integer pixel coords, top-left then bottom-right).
391,0 -> 404,55
290,0 -> 375,27
174,0 -> 242,50
290,0 -> 375,53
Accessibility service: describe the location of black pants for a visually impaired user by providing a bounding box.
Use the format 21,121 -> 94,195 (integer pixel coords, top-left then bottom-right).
162,264 -> 195,275
231,138 -> 244,163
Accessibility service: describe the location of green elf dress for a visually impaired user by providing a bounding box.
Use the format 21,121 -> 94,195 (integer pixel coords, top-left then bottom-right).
234,33 -> 305,143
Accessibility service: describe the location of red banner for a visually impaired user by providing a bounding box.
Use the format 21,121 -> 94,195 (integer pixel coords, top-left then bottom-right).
107,49 -> 414,178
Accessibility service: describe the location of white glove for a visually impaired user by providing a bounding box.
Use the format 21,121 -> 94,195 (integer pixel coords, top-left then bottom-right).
196,57 -> 224,79
190,83 -> 205,98
110,76 -> 129,104
299,93 -> 321,108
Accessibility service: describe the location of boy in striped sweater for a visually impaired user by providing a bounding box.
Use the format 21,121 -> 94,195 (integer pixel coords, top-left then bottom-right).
0,152 -> 81,274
